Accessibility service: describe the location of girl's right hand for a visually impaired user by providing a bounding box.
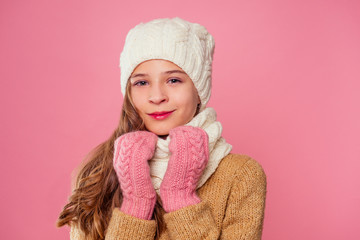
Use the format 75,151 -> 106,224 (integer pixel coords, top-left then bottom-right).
113,131 -> 158,220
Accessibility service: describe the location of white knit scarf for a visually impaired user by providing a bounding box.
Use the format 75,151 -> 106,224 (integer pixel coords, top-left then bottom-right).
149,107 -> 232,194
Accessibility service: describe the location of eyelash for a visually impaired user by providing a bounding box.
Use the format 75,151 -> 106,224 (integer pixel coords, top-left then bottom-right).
133,78 -> 182,86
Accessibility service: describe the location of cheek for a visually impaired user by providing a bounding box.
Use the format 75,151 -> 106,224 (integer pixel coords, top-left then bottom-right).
173,90 -> 198,113
130,90 -> 146,110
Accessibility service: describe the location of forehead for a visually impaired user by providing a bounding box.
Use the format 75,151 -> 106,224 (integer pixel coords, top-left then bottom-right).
132,59 -> 183,73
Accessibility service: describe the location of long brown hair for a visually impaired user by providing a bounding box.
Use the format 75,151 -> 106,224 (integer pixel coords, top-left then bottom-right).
56,81 -> 168,239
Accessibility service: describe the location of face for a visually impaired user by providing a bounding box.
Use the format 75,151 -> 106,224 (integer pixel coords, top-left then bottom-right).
129,59 -> 200,136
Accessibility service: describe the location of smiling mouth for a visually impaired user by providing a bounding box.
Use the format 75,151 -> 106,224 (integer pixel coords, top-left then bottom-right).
147,110 -> 175,120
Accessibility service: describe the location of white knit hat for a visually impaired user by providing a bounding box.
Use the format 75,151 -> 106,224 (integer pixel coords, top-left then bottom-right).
119,17 -> 215,111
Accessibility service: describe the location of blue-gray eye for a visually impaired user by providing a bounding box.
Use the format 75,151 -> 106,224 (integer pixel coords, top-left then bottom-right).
134,81 -> 148,86
168,78 -> 181,84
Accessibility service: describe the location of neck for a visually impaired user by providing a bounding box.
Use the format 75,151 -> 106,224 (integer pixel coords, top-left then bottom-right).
158,134 -> 169,140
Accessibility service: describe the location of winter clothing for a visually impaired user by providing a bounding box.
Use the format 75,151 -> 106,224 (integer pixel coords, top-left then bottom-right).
150,107 -> 232,194
70,153 -> 267,239
160,126 -> 209,212
113,131 -> 158,220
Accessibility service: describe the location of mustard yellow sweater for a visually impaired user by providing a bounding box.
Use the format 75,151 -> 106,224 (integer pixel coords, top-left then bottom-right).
70,153 -> 267,239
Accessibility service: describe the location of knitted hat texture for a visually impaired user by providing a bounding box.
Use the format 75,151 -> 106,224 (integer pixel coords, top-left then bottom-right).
119,17 -> 215,110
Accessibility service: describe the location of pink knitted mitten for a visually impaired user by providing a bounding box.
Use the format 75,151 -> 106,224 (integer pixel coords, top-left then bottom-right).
113,131 -> 158,220
160,126 -> 209,212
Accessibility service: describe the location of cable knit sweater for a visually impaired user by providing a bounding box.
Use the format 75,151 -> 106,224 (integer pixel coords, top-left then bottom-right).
70,153 -> 267,239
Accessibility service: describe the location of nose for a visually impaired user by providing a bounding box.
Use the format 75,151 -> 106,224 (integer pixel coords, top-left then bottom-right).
148,84 -> 168,104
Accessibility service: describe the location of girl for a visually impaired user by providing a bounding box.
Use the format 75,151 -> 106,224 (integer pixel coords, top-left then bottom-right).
57,17 -> 267,240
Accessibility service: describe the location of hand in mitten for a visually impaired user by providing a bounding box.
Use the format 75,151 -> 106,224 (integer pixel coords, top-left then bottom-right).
113,131 -> 158,220
160,126 -> 209,212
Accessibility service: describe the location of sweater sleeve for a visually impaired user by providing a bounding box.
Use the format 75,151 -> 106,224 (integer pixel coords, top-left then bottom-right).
70,223 -> 83,240
163,200 -> 220,239
221,158 -> 267,240
69,208 -> 157,240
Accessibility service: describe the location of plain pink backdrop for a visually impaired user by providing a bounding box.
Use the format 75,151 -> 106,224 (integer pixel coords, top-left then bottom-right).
1,0 -> 359,239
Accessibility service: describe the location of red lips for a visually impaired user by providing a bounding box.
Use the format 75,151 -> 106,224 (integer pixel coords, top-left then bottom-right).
148,110 -> 175,120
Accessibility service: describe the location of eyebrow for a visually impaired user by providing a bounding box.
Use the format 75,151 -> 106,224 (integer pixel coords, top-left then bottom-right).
130,70 -> 187,79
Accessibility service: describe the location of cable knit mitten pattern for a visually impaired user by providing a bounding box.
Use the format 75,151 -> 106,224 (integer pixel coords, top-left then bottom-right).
160,126 -> 209,212
113,131 -> 158,220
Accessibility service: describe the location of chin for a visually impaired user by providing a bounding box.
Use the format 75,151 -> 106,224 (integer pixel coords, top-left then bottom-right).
145,122 -> 185,136
146,127 -> 170,137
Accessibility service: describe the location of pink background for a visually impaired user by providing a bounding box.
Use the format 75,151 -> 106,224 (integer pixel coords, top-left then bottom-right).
1,0 -> 359,239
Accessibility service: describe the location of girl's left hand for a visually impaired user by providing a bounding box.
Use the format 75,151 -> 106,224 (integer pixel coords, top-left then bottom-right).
160,126 -> 209,212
